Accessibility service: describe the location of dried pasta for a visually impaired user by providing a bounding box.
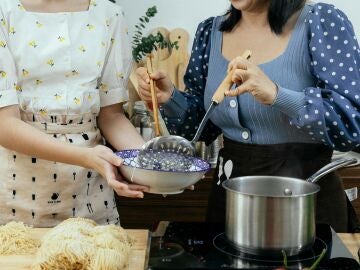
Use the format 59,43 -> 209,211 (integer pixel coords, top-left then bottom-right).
0,221 -> 40,255
33,218 -> 133,270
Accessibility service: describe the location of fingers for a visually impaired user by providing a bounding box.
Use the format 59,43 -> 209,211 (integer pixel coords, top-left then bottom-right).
137,73 -> 152,102
109,179 -> 144,198
127,183 -> 150,192
138,87 -> 152,102
149,70 -> 168,81
138,87 -> 162,99
106,167 -> 149,198
231,69 -> 248,85
93,145 -> 120,166
224,68 -> 250,97
137,69 -> 167,102
103,149 -> 123,167
96,146 -> 123,167
139,90 -> 164,100
116,170 -> 150,192
135,67 -> 150,83
108,178 -> 146,198
227,55 -> 250,73
138,79 -> 151,93
112,155 -> 123,167
136,67 -> 152,102
136,68 -> 166,83
225,82 -> 252,97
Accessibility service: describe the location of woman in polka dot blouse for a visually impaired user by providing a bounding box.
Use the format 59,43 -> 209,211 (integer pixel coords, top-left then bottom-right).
0,0 -> 149,227
137,0 -> 360,232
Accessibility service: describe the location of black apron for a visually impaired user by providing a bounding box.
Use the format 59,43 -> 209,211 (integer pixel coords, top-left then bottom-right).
206,137 -> 359,233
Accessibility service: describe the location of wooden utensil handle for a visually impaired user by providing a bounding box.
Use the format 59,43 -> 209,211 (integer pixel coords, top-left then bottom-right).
146,55 -> 161,137
211,50 -> 252,104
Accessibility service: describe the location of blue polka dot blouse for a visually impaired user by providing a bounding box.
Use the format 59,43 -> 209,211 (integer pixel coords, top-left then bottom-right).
161,3 -> 360,151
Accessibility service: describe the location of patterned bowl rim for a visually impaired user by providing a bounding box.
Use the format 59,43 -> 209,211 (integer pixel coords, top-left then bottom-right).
115,149 -> 211,173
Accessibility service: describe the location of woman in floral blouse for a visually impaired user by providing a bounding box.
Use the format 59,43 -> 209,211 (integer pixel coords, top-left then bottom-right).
137,0 -> 360,232
0,0 -> 149,227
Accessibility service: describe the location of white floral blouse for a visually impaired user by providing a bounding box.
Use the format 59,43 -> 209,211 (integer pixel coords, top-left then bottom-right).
0,0 -> 131,118
0,0 -> 132,227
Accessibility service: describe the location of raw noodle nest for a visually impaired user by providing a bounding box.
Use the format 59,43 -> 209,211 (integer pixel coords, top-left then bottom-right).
0,221 -> 40,255
32,218 -> 133,270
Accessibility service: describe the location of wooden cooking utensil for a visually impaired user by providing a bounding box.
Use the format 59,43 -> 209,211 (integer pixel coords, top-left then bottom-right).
138,50 -> 252,168
146,55 -> 161,137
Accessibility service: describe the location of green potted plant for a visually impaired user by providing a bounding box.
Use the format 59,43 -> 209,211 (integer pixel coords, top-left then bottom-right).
130,6 -> 178,136
131,6 -> 178,64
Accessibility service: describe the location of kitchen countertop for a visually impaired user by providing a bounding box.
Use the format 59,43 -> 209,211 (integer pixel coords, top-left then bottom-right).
0,228 -> 357,268
0,228 -> 150,270
338,233 -> 360,262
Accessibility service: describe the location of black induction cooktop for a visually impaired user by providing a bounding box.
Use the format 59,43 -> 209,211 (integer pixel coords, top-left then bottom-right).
148,222 -> 360,270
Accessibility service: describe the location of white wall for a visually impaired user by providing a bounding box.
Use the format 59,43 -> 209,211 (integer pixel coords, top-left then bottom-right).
117,0 -> 228,49
323,0 -> 360,36
118,0 -> 359,47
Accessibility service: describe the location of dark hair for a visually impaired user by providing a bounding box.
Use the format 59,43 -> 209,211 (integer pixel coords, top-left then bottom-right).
220,0 -> 305,34
108,0 -> 116,3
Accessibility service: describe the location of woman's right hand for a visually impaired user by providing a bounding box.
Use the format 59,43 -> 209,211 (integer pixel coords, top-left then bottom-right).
135,67 -> 174,104
83,145 -> 149,198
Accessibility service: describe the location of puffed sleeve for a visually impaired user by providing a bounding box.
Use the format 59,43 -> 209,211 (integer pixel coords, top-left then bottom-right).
160,18 -> 221,144
0,9 -> 18,108
273,3 -> 360,151
98,7 -> 131,107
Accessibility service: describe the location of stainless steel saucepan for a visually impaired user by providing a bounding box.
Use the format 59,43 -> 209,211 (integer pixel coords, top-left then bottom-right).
222,158 -> 357,256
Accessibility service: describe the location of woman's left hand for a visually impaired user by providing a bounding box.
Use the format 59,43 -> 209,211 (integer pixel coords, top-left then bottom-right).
84,145 -> 149,198
225,56 -> 278,105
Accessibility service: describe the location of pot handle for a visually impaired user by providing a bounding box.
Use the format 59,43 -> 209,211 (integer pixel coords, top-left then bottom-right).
306,158 -> 357,183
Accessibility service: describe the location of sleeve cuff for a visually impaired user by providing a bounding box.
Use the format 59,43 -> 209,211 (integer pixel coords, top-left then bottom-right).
161,88 -> 188,118
272,86 -> 306,118
0,89 -> 18,108
100,87 -> 128,107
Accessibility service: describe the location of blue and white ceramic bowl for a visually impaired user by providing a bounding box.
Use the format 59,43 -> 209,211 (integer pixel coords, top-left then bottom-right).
116,149 -> 211,194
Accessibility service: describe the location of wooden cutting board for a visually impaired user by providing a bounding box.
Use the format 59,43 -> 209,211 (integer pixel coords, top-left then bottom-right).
151,28 -> 189,91
0,228 -> 149,270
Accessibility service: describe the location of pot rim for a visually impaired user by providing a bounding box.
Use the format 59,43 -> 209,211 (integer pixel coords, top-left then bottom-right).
222,176 -> 320,198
